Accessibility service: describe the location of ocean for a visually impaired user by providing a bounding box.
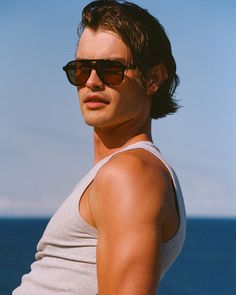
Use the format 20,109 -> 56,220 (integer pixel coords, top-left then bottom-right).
0,217 -> 235,295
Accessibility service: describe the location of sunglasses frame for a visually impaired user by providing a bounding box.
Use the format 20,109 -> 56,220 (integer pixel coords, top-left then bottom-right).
63,59 -> 136,87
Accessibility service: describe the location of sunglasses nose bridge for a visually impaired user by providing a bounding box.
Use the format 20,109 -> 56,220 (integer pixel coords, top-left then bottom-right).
88,61 -> 100,79
86,60 -> 104,86
89,60 -> 97,71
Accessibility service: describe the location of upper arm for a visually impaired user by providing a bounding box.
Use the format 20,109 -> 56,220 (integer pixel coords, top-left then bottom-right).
90,151 -> 172,295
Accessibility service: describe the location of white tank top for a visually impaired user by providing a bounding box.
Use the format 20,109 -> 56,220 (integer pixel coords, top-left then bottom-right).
13,141 -> 186,295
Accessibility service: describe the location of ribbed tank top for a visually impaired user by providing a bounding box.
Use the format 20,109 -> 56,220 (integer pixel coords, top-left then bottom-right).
13,141 -> 186,295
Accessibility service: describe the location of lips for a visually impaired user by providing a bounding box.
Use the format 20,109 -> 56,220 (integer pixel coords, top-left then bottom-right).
83,94 -> 110,109
84,94 -> 110,104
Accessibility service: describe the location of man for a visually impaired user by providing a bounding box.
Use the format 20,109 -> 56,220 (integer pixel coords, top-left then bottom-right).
13,1 -> 186,294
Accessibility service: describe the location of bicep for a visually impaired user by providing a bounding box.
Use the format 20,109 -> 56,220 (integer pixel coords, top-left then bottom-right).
96,218 -> 162,295
91,157 -> 167,294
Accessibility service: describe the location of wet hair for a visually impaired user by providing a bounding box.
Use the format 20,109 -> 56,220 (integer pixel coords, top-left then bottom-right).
78,0 -> 180,119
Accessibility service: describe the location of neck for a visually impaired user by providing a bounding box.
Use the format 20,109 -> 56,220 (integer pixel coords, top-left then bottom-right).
93,119 -> 152,164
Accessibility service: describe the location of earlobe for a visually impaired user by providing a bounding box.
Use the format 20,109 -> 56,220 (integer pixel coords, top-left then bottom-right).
146,64 -> 167,96
146,80 -> 160,96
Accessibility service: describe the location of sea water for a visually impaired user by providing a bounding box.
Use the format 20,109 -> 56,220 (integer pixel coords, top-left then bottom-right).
0,217 -> 235,295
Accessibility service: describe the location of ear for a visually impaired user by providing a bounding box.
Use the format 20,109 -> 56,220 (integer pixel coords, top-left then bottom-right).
146,64 -> 168,96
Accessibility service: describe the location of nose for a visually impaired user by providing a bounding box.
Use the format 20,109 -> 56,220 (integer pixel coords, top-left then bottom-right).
86,68 -> 104,90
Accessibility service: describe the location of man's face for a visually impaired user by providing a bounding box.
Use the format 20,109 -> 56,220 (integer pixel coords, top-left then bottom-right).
76,28 -> 151,129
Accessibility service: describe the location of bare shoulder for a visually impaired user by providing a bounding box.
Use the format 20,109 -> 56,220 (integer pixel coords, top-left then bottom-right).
96,148 -> 172,187
90,148 -> 175,229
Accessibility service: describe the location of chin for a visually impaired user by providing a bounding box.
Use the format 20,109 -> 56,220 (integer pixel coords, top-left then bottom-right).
83,116 -> 109,128
81,108 -> 110,127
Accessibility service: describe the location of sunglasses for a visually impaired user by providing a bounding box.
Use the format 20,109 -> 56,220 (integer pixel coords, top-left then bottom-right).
63,59 -> 136,87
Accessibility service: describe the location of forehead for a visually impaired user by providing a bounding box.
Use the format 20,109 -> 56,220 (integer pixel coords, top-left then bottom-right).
76,28 -> 130,61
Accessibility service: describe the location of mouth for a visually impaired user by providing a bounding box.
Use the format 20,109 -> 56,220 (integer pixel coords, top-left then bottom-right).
83,94 -> 110,109
84,94 -> 110,103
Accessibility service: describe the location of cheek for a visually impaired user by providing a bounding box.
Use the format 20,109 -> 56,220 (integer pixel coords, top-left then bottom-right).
123,72 -> 147,95
120,79 -> 147,104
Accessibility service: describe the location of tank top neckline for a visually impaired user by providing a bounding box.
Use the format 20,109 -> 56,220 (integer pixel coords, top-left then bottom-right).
93,140 -> 158,167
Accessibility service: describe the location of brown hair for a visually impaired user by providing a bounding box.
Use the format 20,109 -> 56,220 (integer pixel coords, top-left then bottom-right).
79,0 -> 180,119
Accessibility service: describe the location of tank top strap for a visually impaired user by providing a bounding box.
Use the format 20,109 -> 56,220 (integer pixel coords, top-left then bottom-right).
73,141 -> 158,192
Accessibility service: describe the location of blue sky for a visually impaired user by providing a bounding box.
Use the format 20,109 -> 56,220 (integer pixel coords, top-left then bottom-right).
0,0 -> 235,217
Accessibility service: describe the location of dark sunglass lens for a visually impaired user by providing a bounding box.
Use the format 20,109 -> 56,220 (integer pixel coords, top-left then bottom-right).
64,62 -> 76,86
75,61 -> 91,86
64,61 -> 91,86
98,60 -> 124,85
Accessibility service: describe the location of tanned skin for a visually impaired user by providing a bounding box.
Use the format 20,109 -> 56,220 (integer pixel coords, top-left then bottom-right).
77,28 -> 179,295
